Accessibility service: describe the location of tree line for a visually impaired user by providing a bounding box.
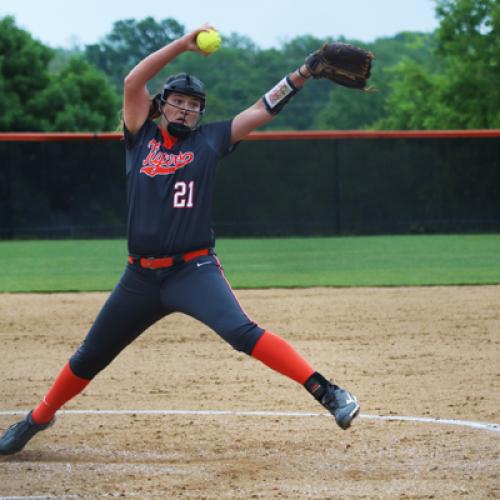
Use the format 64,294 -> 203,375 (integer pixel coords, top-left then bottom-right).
0,0 -> 498,132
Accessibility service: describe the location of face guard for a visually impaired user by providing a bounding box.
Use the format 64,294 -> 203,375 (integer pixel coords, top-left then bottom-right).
160,73 -> 206,138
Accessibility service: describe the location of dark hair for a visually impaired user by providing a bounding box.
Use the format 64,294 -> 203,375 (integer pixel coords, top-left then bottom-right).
147,94 -> 162,121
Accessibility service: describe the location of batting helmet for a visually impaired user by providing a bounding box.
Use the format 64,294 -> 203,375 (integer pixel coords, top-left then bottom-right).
161,73 -> 206,113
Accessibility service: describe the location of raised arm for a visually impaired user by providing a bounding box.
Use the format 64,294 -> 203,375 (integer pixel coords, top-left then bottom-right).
123,24 -> 212,134
230,64 -> 312,144
231,41 -> 374,144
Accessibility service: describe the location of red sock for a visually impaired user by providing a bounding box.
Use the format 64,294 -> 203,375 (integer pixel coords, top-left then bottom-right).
251,331 -> 315,385
31,362 -> 90,424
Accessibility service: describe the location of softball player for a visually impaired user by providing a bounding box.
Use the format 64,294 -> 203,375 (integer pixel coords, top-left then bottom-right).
0,24 -> 359,455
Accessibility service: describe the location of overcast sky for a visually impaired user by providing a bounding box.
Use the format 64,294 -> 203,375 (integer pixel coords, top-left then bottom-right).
1,0 -> 439,49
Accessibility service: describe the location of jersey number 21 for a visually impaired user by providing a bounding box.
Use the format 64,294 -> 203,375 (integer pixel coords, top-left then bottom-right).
173,181 -> 194,208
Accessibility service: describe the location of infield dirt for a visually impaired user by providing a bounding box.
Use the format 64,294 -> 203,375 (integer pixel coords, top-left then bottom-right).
0,286 -> 499,498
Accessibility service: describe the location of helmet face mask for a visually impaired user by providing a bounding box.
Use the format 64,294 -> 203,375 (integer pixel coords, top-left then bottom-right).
159,73 -> 206,138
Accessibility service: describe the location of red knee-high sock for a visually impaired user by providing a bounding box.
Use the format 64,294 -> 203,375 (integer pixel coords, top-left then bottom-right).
31,362 -> 90,424
251,331 -> 315,384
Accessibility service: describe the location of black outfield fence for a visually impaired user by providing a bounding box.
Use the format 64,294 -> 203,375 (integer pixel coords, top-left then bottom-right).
1,130 -> 499,239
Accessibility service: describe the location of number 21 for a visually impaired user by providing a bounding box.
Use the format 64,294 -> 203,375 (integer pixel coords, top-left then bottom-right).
173,181 -> 194,208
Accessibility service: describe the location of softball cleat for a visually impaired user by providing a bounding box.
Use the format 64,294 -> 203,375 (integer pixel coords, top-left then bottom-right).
0,411 -> 55,455
321,385 -> 360,430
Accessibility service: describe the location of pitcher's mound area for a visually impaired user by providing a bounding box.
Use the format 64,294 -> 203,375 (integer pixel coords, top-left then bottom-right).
1,287 -> 498,498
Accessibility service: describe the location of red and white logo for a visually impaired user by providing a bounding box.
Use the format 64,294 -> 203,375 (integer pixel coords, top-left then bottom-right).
140,139 -> 195,177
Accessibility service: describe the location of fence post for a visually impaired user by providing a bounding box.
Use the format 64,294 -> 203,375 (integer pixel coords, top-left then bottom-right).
333,139 -> 341,235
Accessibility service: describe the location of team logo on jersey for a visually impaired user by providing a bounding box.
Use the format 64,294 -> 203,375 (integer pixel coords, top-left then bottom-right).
140,139 -> 195,177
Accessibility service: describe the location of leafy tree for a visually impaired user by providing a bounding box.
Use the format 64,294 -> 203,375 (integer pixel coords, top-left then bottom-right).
31,56 -> 120,131
316,33 -> 435,130
49,46 -> 84,73
85,17 -> 185,89
17,9 -> 499,133
371,59 -> 450,129
0,17 -> 119,132
81,18 -> 441,131
0,16 -> 53,130
434,0 -> 500,127
223,33 -> 259,51
376,0 -> 500,129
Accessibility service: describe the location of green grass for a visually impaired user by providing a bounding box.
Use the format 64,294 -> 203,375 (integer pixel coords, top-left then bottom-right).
0,234 -> 499,292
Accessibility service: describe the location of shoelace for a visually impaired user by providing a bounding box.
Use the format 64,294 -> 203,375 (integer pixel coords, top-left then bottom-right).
6,419 -> 31,435
7,421 -> 23,432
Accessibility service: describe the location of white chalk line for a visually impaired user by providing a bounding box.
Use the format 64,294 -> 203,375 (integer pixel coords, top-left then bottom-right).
0,409 -> 498,434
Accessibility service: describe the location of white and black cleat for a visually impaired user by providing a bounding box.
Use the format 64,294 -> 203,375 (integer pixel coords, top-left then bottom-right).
321,386 -> 360,430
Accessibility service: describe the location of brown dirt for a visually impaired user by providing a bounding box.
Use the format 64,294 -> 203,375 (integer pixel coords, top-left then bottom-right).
0,286 -> 499,498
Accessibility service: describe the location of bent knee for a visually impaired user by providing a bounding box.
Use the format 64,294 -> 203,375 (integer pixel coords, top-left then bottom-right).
220,324 -> 265,354
69,343 -> 118,380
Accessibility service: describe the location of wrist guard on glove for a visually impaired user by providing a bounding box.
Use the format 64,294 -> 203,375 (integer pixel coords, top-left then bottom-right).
305,42 -> 374,90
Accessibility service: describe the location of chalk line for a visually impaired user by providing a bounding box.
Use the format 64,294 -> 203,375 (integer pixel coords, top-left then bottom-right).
0,409 -> 498,434
0,410 -> 500,433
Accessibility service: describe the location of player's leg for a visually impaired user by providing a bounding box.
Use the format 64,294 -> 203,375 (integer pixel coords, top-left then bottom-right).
250,332 -> 360,429
0,265 -> 168,455
162,256 -> 360,430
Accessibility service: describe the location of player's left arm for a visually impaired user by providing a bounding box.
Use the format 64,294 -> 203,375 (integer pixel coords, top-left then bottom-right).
231,41 -> 374,144
230,64 -> 312,144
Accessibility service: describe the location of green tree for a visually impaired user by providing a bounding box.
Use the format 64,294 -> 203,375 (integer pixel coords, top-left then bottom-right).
372,59 -> 450,129
31,56 -> 120,131
0,16 -> 119,132
80,17 -> 445,131
0,16 -> 53,131
434,0 -> 500,127
376,0 -> 500,129
316,33 -> 435,130
85,17 -> 185,90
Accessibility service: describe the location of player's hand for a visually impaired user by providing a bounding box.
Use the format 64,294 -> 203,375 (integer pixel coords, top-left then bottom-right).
182,23 -> 217,56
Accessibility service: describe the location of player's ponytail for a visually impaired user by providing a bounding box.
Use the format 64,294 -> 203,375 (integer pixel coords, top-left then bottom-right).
147,94 -> 162,121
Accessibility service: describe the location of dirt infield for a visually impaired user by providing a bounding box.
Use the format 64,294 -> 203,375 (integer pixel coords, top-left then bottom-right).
0,286 -> 499,498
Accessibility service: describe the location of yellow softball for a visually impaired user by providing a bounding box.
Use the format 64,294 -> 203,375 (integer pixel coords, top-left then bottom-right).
196,29 -> 222,54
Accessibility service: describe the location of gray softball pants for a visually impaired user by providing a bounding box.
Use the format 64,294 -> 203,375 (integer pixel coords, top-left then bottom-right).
69,254 -> 264,380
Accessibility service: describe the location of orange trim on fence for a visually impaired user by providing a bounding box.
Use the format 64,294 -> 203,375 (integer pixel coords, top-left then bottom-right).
0,130 -> 499,142
246,130 -> 500,140
0,132 -> 123,141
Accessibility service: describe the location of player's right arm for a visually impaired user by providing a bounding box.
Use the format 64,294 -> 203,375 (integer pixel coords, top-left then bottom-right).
123,25 -> 211,135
